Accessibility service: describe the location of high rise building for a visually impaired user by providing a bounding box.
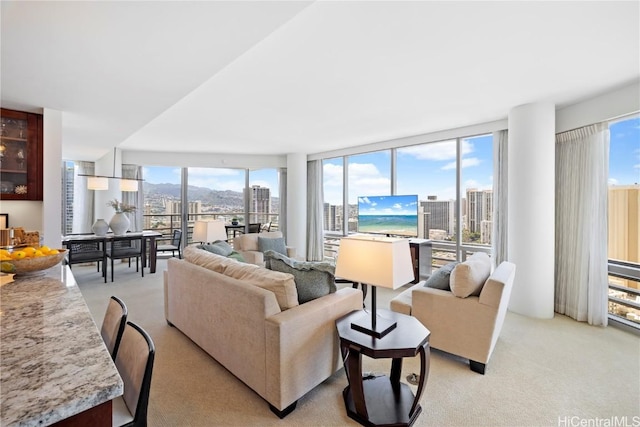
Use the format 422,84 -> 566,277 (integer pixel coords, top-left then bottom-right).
420,197 -> 455,239
608,185 -> 640,289
466,188 -> 493,243
248,185 -> 271,224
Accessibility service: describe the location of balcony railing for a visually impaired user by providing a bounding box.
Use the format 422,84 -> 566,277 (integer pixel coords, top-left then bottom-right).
142,213 -> 279,246
326,233 -> 640,329
608,260 -> 640,327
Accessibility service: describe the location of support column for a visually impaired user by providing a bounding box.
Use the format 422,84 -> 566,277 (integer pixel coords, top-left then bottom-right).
287,153 -> 307,260
507,103 -> 555,319
42,108 -> 62,248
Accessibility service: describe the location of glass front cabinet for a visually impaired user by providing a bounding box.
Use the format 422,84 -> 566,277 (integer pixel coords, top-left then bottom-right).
0,108 -> 43,200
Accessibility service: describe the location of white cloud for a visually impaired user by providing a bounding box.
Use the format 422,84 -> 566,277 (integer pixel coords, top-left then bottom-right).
399,139 -> 473,161
608,178 -> 619,185
442,157 -> 481,170
347,163 -> 391,200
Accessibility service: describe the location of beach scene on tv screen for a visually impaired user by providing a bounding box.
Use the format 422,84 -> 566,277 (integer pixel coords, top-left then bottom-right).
357,195 -> 418,237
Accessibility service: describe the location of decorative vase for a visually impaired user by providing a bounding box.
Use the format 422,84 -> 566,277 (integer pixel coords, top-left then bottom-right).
109,212 -> 130,236
92,218 -> 109,236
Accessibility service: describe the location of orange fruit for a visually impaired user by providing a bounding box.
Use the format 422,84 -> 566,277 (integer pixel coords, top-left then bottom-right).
48,249 -> 59,255
34,250 -> 44,257
39,246 -> 51,254
23,247 -> 37,257
11,251 -> 26,260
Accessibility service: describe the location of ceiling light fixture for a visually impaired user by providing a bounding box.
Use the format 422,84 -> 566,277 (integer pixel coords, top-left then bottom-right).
79,147 -> 144,191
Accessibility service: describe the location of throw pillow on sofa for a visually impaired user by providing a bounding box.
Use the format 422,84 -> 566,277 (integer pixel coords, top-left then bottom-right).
423,261 -> 459,290
199,240 -> 233,257
450,252 -> 492,298
264,250 -> 337,304
258,236 -> 287,256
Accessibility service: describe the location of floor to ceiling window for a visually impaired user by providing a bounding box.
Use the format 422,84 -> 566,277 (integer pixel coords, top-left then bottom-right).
322,133 -> 495,265
247,168 -> 280,231
607,114 -> 640,325
142,165 -> 183,238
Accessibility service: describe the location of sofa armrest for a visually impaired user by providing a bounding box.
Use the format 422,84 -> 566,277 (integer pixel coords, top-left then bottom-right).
238,250 -> 264,266
264,287 -> 363,410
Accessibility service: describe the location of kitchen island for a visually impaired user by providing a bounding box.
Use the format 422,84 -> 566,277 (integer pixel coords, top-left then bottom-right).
0,265 -> 123,427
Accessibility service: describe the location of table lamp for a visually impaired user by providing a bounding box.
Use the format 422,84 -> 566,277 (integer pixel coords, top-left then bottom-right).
335,235 -> 414,338
192,220 -> 227,244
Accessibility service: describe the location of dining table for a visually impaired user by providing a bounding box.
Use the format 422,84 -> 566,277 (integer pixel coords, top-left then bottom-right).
61,230 -> 163,273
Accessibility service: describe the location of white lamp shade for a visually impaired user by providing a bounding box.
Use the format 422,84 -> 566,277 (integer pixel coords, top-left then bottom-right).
87,176 -> 108,190
335,235 -> 414,289
192,220 -> 227,243
120,179 -> 138,192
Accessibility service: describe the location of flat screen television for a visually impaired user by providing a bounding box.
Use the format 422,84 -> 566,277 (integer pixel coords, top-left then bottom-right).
357,194 -> 418,237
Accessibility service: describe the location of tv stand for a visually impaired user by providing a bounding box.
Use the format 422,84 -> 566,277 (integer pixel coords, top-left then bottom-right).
408,239 -> 432,284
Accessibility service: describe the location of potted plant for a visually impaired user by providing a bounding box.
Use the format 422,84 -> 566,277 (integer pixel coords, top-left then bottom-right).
107,199 -> 136,235
231,217 -> 239,226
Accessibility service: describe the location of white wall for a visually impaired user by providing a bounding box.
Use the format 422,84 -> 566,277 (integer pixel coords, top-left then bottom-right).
556,80 -> 640,132
42,108 -> 62,247
286,154 -> 307,260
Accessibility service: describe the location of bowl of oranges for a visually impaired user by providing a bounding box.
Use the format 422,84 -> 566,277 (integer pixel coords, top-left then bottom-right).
0,246 -> 66,276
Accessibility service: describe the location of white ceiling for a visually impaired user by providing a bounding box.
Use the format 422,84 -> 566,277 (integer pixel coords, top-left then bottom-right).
1,1 -> 639,161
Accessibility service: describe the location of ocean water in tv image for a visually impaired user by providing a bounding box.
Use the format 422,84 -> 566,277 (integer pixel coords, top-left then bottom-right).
357,215 -> 418,236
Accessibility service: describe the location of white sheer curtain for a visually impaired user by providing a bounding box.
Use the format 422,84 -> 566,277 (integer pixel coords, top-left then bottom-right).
492,130 -> 508,267
555,123 -> 609,326
72,161 -> 95,233
306,160 -> 324,261
278,167 -> 287,241
122,164 -> 143,232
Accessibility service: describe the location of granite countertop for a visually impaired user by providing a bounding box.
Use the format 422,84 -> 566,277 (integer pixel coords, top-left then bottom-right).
0,265 -> 123,427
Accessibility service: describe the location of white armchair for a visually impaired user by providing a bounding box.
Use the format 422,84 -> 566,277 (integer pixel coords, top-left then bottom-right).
391,256 -> 516,374
233,231 -> 297,266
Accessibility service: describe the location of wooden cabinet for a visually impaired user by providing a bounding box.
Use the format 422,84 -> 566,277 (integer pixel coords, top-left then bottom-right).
0,108 -> 43,200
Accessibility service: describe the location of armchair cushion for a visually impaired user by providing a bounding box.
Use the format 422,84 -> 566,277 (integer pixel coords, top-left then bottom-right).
423,261 -> 459,290
450,252 -> 492,298
264,250 -> 337,304
258,236 -> 287,256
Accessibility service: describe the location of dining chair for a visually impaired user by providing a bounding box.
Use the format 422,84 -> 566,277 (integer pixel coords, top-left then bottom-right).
107,236 -> 144,282
248,223 -> 261,233
155,229 -> 182,259
100,296 -> 128,360
63,236 -> 108,283
112,321 -> 155,427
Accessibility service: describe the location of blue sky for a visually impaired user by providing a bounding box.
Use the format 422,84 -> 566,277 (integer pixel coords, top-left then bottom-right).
142,115 -> 638,202
609,116 -> 640,186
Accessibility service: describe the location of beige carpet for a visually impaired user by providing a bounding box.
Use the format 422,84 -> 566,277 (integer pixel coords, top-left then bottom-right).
74,259 -> 640,427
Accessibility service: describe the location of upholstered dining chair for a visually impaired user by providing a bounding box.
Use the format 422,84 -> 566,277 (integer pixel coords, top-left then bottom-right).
155,229 -> 182,259
63,236 -> 108,283
100,296 -> 128,360
107,236 -> 144,282
248,223 -> 262,233
112,321 -> 155,427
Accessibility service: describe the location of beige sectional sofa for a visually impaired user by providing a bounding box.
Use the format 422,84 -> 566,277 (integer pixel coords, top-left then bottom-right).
164,246 -> 363,417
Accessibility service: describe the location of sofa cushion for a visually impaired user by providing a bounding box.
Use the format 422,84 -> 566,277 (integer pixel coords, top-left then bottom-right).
184,245 -> 237,274
450,252 -> 492,298
264,250 -> 337,304
258,236 -> 287,256
222,260 -> 299,310
423,262 -> 459,290
199,240 -> 233,257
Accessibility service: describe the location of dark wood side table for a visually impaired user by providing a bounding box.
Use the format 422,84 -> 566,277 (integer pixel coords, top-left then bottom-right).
336,309 -> 430,427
